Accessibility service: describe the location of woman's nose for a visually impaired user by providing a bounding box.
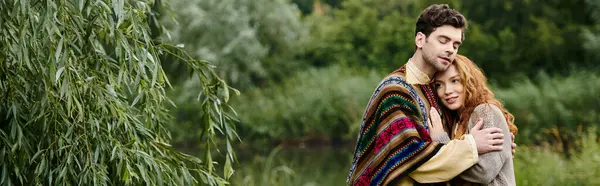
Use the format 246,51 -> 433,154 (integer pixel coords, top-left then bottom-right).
444,86 -> 453,95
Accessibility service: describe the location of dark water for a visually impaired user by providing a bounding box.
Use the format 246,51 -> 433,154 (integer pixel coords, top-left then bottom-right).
230,145 -> 354,186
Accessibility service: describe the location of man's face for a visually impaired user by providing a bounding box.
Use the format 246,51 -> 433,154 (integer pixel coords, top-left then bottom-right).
418,25 -> 463,72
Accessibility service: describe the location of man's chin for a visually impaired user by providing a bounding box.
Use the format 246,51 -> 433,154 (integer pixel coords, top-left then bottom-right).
436,65 -> 450,72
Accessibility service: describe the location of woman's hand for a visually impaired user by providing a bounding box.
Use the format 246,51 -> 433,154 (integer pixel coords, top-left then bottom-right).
427,107 -> 446,139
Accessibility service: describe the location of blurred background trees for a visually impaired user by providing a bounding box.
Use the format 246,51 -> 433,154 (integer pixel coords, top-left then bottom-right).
159,0 -> 600,183
160,0 -> 600,148
162,0 -> 309,89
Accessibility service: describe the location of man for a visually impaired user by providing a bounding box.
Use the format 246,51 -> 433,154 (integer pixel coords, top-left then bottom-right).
347,4 -> 508,186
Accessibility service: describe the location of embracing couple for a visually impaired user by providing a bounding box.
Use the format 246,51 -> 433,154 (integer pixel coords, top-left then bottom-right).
347,4 -> 518,186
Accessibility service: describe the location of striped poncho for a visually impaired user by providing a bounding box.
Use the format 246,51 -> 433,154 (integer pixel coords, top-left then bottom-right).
347,67 -> 445,186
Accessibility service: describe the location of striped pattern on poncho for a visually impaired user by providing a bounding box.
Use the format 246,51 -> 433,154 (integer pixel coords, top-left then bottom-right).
347,68 -> 444,186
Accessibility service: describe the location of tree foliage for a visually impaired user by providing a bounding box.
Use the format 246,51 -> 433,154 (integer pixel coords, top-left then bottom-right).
456,0 -> 595,84
304,0 -> 597,85
303,0 -> 422,69
0,0 -> 236,185
162,0 -> 309,89
584,0 -> 600,61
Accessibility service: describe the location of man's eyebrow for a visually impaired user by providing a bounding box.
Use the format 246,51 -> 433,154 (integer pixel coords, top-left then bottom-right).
437,35 -> 451,40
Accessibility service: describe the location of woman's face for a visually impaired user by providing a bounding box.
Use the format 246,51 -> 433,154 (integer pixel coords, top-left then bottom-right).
434,65 -> 465,111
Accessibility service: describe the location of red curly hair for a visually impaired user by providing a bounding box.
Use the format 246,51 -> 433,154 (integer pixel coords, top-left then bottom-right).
445,54 -> 518,137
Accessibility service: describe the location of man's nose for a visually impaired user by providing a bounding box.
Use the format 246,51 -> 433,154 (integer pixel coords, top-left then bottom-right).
444,45 -> 454,56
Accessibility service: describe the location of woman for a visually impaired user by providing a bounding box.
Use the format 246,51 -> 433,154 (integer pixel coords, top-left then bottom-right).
428,54 -> 518,186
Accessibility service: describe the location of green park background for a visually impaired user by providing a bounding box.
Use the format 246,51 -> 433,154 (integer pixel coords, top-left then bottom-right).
2,0 -> 600,185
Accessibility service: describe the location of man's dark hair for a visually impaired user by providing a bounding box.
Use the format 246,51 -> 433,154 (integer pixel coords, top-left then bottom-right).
415,4 -> 468,40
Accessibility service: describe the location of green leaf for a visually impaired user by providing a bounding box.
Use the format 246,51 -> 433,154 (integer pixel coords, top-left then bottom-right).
55,37 -> 63,63
136,164 -> 149,184
111,146 -> 118,161
1,165 -> 6,184
73,98 -> 84,121
35,158 -> 46,176
79,0 -> 85,12
31,150 -> 44,163
59,166 -> 68,180
131,93 -> 143,107
113,0 -> 124,26
105,84 -> 117,97
94,146 -> 100,164
221,81 -> 229,102
224,157 -> 232,179
205,143 -> 212,173
123,164 -> 131,183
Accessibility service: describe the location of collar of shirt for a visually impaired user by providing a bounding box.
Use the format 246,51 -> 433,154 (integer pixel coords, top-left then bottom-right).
405,59 -> 432,85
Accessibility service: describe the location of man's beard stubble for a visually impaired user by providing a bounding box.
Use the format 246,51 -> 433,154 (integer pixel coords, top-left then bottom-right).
424,52 -> 446,72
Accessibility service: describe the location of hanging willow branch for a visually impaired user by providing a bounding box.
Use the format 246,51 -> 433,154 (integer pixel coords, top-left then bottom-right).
0,0 -> 238,185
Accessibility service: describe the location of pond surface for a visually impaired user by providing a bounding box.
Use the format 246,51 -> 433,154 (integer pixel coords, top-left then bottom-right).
229,145 -> 354,186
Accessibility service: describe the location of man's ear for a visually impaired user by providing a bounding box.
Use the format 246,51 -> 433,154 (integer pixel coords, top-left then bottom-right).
415,32 -> 426,49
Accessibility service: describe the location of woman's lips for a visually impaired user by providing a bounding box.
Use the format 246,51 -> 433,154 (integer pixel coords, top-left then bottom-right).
445,97 -> 457,104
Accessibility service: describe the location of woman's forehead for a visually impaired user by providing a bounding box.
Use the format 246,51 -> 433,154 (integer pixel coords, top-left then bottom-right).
436,65 -> 459,79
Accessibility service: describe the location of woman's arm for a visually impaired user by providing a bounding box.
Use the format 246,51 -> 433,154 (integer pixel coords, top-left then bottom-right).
458,104 -> 512,184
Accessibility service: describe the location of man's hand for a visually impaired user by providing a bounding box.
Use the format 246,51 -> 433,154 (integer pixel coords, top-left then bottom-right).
470,118 -> 504,154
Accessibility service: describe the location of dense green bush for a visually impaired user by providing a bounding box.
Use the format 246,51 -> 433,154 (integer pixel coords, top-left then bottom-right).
495,71 -> 600,148
234,65 -> 383,141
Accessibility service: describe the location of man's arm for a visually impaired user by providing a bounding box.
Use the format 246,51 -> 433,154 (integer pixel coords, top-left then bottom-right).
409,134 -> 479,183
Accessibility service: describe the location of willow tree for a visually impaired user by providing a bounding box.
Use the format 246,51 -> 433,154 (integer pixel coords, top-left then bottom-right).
0,0 -> 237,185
